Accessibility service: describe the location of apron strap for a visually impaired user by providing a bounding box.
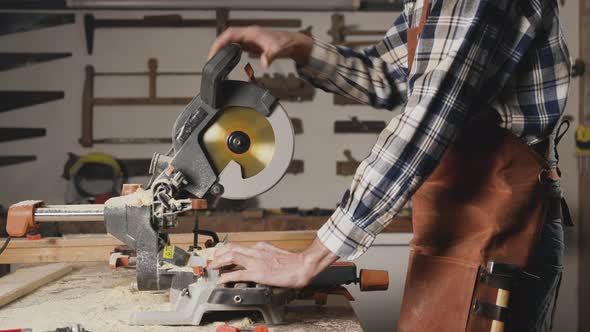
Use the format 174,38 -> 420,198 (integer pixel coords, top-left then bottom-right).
407,0 -> 430,70
543,118 -> 574,227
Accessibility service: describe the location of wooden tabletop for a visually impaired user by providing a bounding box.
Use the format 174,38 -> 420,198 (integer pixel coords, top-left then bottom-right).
0,264 -> 363,332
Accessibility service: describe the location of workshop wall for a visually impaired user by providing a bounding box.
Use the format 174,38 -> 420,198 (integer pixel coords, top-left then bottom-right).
0,3 -> 582,331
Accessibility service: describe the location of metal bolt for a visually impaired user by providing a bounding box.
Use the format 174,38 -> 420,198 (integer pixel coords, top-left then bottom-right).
233,295 -> 243,304
210,183 -> 224,196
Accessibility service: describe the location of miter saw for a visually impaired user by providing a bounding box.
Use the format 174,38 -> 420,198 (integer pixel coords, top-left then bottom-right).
4,44 -> 388,326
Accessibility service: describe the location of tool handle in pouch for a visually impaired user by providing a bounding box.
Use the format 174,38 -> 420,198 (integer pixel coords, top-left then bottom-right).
200,43 -> 242,108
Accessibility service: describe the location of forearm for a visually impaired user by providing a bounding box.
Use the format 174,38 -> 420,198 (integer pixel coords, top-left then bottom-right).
297,39 -> 405,110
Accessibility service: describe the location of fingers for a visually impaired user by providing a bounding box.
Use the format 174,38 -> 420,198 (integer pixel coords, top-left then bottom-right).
218,269 -> 261,284
209,250 -> 255,269
254,242 -> 291,255
208,26 -> 282,69
261,40 -> 284,68
216,243 -> 264,259
208,27 -> 245,60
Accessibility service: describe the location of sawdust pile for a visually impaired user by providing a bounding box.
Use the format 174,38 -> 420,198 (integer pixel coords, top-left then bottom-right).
0,265 -> 243,332
0,264 -> 362,332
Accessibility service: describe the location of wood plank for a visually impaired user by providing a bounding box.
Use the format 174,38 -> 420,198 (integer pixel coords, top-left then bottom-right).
0,263 -> 72,307
0,231 -> 317,264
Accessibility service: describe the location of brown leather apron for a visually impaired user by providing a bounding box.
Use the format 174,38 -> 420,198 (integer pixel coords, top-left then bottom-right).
398,1 -> 553,331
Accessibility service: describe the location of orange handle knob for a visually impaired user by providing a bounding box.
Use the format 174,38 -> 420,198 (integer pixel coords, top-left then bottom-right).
359,269 -> 389,291
6,200 -> 44,237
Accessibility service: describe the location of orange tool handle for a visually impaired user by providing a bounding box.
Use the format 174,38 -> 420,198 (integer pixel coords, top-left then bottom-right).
359,269 -> 389,291
6,200 -> 44,237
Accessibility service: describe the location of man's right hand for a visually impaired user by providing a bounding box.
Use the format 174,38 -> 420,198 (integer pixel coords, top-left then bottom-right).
208,26 -> 314,69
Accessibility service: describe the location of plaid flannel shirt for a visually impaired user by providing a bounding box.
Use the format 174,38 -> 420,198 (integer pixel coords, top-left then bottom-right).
297,0 -> 571,260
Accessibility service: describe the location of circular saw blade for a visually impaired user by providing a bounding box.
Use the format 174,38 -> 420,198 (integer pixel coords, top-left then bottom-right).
202,104 -> 294,200
202,106 -> 275,178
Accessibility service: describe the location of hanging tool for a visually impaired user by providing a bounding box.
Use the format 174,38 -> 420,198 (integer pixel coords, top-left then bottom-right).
81,59 -> 303,147
572,58 -> 586,78
0,156 -> 36,167
255,73 -> 315,102
0,13 -> 75,36
84,9 -> 301,54
334,116 -> 386,133
290,118 -> 303,135
5,44 -> 389,326
0,52 -> 72,72
0,128 -> 46,143
62,152 -> 127,204
287,159 -> 304,174
328,13 -> 387,106
80,59 -> 199,147
0,91 -> 64,113
328,13 -> 386,48
64,153 -> 153,179
337,150 -> 361,176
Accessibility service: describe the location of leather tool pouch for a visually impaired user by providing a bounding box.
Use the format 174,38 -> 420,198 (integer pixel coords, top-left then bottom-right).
399,254 -> 539,332
398,251 -> 479,331
466,262 -> 534,331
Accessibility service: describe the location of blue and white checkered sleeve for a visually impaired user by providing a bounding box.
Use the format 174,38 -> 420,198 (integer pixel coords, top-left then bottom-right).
297,12 -> 410,109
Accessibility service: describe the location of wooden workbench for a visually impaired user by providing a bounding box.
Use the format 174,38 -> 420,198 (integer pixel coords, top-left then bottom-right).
0,264 -> 363,332
0,231 -> 317,264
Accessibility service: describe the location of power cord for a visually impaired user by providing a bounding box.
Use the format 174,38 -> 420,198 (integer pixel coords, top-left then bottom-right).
0,236 -> 11,256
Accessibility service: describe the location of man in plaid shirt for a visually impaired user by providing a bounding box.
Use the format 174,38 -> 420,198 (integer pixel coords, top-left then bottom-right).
209,0 -> 571,330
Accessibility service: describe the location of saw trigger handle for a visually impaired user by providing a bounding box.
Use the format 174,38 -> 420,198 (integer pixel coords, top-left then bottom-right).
200,43 -> 242,108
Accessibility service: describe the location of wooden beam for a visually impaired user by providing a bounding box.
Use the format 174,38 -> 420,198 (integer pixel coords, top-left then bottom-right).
0,231 -> 317,264
56,214 -> 413,234
0,263 -> 72,307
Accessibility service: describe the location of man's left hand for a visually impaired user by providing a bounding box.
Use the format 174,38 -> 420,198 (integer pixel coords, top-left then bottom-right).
209,238 -> 339,288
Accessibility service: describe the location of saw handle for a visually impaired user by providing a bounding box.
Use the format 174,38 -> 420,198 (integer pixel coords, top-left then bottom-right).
6,200 -> 45,237
201,43 -> 242,108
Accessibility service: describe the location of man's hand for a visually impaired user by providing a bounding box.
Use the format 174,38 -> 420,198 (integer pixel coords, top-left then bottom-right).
208,26 -> 314,68
209,238 -> 339,288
